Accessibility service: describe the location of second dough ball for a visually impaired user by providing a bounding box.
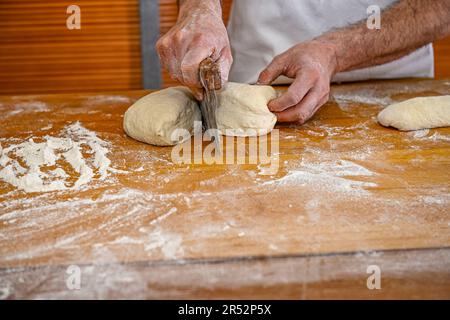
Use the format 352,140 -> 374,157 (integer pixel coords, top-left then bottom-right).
377,95 -> 450,131
217,82 -> 278,136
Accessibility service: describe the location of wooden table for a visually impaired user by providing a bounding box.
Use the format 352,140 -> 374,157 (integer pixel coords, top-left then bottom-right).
0,79 -> 449,299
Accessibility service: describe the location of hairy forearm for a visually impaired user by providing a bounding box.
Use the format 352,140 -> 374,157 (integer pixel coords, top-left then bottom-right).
317,0 -> 450,73
348,47 -> 417,70
178,0 -> 222,19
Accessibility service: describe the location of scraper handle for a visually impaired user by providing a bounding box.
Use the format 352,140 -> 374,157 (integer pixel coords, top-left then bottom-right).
199,57 -> 222,91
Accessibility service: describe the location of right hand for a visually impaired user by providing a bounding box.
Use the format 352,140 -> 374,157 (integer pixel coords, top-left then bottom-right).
156,4 -> 233,100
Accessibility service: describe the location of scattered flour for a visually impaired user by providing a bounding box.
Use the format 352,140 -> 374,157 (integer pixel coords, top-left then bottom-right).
150,207 -> 178,225
266,159 -> 376,195
85,95 -> 132,106
268,170 -> 376,195
427,132 -> 450,142
0,286 -> 10,300
4,101 -> 50,117
40,124 -> 53,131
422,195 -> 449,205
408,129 -> 430,139
305,199 -> 321,223
144,228 -> 184,260
333,91 -> 393,107
111,236 -> 143,245
0,122 -> 123,193
301,160 -> 374,177
407,129 -> 450,142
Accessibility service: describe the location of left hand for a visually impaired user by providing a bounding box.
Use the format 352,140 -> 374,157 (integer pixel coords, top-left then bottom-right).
257,41 -> 338,124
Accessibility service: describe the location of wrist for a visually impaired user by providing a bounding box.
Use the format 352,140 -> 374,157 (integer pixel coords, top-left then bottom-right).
178,0 -> 222,19
310,39 -> 340,77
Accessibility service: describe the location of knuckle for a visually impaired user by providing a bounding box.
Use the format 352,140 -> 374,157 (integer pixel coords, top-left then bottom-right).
193,32 -> 207,44
155,38 -> 165,52
173,30 -> 186,43
317,85 -> 330,100
309,68 -> 320,80
155,38 -> 162,50
156,37 -> 171,54
296,112 -> 308,125
156,35 -> 170,48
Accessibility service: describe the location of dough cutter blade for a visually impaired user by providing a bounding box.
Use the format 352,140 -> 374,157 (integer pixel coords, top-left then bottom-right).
199,57 -> 222,155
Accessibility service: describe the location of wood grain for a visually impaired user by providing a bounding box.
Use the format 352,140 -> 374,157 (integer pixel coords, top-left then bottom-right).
0,79 -> 449,298
2,248 -> 449,299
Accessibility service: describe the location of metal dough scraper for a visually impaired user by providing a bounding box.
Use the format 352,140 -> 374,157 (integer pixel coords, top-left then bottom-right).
199,57 -> 222,154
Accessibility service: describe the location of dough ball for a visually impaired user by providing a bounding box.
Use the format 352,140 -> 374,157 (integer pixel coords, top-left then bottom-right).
123,87 -> 201,146
216,82 -> 277,136
377,95 -> 450,131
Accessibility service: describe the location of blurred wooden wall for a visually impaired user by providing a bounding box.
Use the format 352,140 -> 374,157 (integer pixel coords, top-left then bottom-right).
435,37 -> 450,79
0,0 -> 142,95
0,0 -> 449,95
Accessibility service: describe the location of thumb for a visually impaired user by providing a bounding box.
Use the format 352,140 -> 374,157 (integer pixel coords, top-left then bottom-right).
257,56 -> 285,85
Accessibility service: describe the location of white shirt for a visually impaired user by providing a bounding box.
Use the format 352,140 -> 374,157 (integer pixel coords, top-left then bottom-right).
227,0 -> 434,84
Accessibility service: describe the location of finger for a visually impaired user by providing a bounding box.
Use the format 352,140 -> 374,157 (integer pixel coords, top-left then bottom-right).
180,46 -> 214,88
267,73 -> 315,112
274,88 -> 324,123
168,58 -> 182,82
156,37 -> 179,78
158,48 -> 182,83
257,55 -> 285,85
217,47 -> 233,87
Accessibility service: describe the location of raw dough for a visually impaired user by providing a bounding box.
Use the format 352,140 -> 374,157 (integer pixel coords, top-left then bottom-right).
123,86 -> 201,146
216,82 -> 277,136
123,83 -> 277,146
377,95 -> 450,131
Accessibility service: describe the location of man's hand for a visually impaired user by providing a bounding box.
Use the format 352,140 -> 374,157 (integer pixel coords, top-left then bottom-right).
258,0 -> 450,124
156,0 -> 232,100
257,41 -> 337,124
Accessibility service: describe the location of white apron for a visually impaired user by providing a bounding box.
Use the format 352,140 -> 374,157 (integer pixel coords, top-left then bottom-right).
227,0 -> 434,84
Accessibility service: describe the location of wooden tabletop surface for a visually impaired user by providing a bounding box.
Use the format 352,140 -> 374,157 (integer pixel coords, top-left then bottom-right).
0,79 -> 449,299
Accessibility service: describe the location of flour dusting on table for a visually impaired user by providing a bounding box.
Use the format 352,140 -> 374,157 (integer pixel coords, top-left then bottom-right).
0,122 -> 122,193
1,101 -> 51,118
